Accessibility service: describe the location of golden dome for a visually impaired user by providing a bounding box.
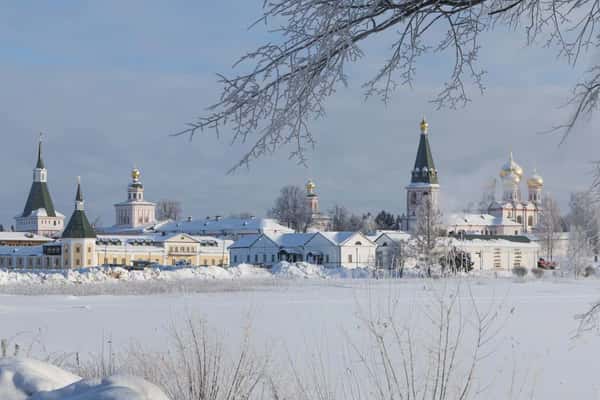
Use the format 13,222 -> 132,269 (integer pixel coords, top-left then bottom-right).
306,179 -> 316,193
131,167 -> 141,181
420,117 -> 429,134
527,169 -> 544,187
500,152 -> 523,178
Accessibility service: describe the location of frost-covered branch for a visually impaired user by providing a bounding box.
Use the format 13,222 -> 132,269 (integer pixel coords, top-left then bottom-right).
178,0 -> 600,170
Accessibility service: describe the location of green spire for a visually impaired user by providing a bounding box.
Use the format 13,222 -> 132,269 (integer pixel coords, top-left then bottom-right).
62,178 -> 96,239
411,118 -> 438,184
36,134 -> 45,169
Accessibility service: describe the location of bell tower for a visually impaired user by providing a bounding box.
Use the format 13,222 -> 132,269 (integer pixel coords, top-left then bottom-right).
405,118 -> 440,232
114,168 -> 157,228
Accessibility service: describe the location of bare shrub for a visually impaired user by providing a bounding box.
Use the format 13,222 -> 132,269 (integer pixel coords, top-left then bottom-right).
531,268 -> 544,279
583,266 -> 596,278
75,319 -> 267,400
512,266 -> 528,279
332,282 -> 509,400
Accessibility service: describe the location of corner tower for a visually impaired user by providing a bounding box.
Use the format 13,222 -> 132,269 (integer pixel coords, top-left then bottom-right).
15,135 -> 64,237
62,178 -> 97,268
405,118 -> 440,232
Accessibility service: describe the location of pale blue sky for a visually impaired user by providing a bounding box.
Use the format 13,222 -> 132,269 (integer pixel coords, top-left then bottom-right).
0,1 -> 597,226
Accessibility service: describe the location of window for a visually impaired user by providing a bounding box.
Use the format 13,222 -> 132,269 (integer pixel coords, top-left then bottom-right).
75,246 -> 80,254
326,255 -> 330,263
246,255 -> 250,262
254,254 -> 259,263
263,254 -> 267,262
516,216 -> 522,224
212,259 -> 215,265
234,255 -> 238,263
528,216 -> 533,226
348,254 -> 353,263
271,254 -> 275,262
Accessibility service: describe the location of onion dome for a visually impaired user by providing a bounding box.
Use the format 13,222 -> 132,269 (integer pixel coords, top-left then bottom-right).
527,169 -> 544,188
306,179 -> 316,195
500,152 -> 523,179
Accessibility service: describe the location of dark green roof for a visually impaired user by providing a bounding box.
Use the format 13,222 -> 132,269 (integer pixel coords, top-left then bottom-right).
36,140 -> 45,169
411,132 -> 438,184
62,210 -> 96,238
22,182 -> 56,217
62,182 -> 96,239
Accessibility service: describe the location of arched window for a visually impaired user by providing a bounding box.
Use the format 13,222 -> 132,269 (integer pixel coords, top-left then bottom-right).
516,215 -> 522,224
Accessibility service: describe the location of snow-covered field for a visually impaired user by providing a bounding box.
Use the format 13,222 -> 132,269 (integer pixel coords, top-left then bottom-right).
1,265 -> 600,399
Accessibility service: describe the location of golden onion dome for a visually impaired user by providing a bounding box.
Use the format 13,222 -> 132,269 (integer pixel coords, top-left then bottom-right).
420,117 -> 429,134
500,152 -> 523,178
131,167 -> 141,181
306,179 -> 316,193
527,169 -> 544,187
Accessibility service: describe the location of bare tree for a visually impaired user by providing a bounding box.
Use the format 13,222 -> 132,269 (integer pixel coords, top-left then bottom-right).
566,224 -> 594,279
176,0 -> 600,170
567,191 -> 600,255
537,194 -> 562,260
411,196 -> 446,276
156,199 -> 183,222
269,185 -> 311,231
478,178 -> 497,213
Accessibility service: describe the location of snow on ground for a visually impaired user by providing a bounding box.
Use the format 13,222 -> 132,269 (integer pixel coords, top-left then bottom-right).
2,266 -> 600,398
0,358 -> 168,400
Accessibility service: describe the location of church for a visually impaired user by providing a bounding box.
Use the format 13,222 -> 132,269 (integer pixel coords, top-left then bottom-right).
399,119 -> 545,236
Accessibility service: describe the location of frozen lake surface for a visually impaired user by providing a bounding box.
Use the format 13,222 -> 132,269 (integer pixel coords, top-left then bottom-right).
1,277 -> 600,399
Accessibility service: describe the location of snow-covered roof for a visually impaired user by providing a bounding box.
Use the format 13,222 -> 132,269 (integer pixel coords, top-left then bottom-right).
156,217 -> 294,235
445,213 -> 521,227
0,245 -> 45,256
229,234 -> 264,249
318,231 -> 373,246
271,233 -> 316,248
0,232 -> 53,243
374,230 -> 411,243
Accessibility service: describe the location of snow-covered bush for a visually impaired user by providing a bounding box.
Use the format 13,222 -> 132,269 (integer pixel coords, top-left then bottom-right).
531,268 -> 544,279
512,266 -> 528,278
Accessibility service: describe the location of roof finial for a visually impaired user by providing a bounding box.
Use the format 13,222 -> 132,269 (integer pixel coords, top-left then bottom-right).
420,117 -> 429,134
76,176 -> 83,202
36,133 -> 45,169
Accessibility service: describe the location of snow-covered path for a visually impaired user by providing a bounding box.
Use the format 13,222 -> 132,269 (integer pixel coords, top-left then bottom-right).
1,278 -> 600,399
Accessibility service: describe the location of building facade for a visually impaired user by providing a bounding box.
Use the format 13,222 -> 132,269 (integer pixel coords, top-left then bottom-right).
229,231 -> 376,268
15,137 -> 64,237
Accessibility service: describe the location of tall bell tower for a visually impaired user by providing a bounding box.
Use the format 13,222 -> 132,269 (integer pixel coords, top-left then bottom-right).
405,118 -> 440,232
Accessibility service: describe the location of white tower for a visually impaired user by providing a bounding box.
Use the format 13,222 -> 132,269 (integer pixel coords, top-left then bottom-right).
114,168 -> 156,228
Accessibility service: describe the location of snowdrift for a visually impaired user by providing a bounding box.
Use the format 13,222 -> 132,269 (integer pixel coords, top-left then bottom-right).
0,262 -> 376,287
0,357 -> 169,400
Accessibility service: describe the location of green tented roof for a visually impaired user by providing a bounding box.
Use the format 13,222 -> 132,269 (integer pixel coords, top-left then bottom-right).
22,182 -> 56,217
411,133 -> 438,184
62,210 -> 96,238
